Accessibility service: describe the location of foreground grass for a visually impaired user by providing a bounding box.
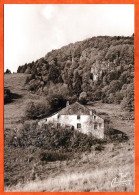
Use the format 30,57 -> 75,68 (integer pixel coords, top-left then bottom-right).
5,139 -> 134,192
5,164 -> 134,192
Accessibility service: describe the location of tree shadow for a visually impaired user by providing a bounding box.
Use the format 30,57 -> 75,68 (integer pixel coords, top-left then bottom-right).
4,92 -> 22,104
106,128 -> 129,142
10,93 -> 22,100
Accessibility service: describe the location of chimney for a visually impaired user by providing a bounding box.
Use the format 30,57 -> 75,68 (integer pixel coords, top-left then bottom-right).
66,101 -> 69,107
90,110 -> 93,115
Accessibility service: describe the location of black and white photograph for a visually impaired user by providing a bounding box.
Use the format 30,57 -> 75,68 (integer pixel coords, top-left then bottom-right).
4,4 -> 134,192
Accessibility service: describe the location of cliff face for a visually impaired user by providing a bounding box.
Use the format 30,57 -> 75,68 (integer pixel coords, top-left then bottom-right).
17,36 -> 134,108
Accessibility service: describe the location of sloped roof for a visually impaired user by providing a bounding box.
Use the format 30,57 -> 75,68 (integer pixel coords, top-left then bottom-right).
45,102 -> 105,120
58,102 -> 91,115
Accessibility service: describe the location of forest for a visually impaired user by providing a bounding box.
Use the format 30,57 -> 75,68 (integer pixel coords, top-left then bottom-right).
17,35 -> 134,117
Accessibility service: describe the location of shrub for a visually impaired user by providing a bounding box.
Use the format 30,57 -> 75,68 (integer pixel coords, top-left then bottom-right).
4,88 -> 12,104
79,92 -> 87,105
25,101 -> 50,120
28,80 -> 41,91
39,151 -> 69,162
5,69 -> 11,74
121,83 -> 134,112
10,122 -> 105,153
25,76 -> 31,84
47,94 -> 66,112
95,145 -> 105,151
115,91 -> 123,104
46,83 -> 71,112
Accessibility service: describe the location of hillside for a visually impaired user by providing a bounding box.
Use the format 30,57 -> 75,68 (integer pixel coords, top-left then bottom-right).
17,36 -> 134,114
4,73 -> 51,127
4,74 -> 28,129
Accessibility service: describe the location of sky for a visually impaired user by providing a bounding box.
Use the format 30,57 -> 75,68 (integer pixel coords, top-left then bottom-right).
4,4 -> 134,72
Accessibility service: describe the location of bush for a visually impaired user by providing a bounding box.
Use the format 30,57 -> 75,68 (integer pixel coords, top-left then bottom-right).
40,151 -> 69,162
28,80 -> 41,91
4,88 -> 12,104
25,101 -> 50,119
10,122 -> 105,153
79,92 -> 87,105
115,91 -> 123,104
121,83 -> 134,112
47,94 -> 66,112
5,69 -> 11,74
25,76 -> 31,84
95,144 -> 105,151
46,83 -> 71,112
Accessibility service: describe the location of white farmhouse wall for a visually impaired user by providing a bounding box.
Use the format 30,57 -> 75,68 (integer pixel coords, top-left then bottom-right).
39,113 -> 104,139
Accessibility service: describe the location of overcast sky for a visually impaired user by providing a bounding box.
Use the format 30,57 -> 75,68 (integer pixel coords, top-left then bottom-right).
4,4 -> 134,72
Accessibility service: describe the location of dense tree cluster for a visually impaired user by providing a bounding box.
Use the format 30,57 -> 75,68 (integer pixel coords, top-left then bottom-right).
17,36 -> 134,112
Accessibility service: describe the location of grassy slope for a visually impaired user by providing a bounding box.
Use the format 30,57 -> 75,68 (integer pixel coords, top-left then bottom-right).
4,74 -> 134,192
4,73 -> 43,129
4,73 -> 29,130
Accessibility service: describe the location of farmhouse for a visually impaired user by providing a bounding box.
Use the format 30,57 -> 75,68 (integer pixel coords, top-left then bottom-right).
39,102 -> 105,139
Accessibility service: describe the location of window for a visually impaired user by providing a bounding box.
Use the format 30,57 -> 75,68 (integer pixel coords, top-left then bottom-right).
94,115 -> 96,119
94,123 -> 97,130
72,126 -> 74,130
57,123 -> 61,128
57,115 -> 60,119
77,123 -> 81,128
77,115 -> 80,119
99,123 -> 102,128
